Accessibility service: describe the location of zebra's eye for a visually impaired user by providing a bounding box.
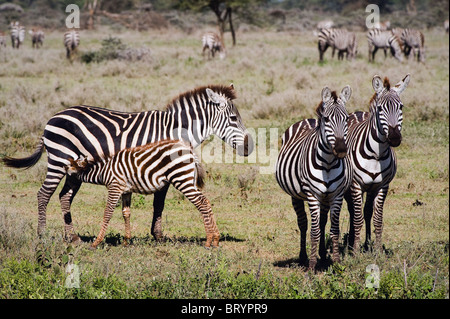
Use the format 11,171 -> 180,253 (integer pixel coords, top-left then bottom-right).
230,115 -> 238,122
323,116 -> 330,123
399,104 -> 404,110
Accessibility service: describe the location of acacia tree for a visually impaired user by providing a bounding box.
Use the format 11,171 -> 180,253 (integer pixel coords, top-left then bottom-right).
176,0 -> 266,46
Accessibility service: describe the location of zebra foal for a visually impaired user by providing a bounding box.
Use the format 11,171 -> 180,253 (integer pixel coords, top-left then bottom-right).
276,85 -> 353,270
65,139 -> 219,249
29,28 -> 45,48
344,74 -> 410,252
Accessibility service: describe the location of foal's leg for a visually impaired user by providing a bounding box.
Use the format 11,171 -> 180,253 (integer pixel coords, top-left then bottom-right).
91,184 -> 123,249
122,193 -> 132,246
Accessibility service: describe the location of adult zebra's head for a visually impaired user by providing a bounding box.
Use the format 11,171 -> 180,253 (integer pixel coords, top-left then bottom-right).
371,74 -> 410,147
205,85 -> 254,156
317,85 -> 352,159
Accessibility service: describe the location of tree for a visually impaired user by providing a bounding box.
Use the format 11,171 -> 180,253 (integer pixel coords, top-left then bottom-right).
175,0 -> 267,46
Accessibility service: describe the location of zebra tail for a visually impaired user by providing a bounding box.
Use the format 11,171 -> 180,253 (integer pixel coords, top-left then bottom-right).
191,149 -> 205,190
2,137 -> 44,169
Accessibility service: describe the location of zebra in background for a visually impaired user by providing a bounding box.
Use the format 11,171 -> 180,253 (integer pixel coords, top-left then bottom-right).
344,74 -> 410,252
29,28 -> 45,48
318,28 -> 357,62
64,29 -> 80,60
401,29 -> 425,62
10,21 -> 25,49
65,139 -> 220,249
445,19 -> 449,33
202,32 -> 226,59
367,28 -> 403,62
0,31 -> 6,48
276,85 -> 353,270
2,84 -> 254,243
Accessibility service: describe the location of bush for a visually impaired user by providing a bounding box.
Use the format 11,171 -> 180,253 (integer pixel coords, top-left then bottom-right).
81,37 -> 151,63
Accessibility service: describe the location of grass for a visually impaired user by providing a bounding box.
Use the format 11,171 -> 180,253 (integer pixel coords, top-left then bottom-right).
0,23 -> 448,299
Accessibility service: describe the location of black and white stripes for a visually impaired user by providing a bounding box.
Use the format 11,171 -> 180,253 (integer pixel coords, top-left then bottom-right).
64,29 -> 80,60
9,21 -> 25,49
344,74 -> 410,252
318,28 -> 357,61
2,85 -> 253,243
276,85 -> 353,270
367,28 -> 403,62
65,139 -> 220,249
202,32 -> 226,59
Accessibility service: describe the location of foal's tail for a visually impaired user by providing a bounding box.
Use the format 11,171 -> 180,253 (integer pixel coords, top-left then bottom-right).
2,137 -> 44,169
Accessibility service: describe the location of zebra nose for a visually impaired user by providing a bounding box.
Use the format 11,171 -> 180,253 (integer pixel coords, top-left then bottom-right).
237,133 -> 254,157
388,125 -> 402,147
333,137 -> 347,159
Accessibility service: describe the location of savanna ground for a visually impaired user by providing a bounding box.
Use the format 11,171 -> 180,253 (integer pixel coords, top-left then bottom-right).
0,24 -> 448,300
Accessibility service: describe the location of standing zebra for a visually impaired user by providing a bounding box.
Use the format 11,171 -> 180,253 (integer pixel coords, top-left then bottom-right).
64,139 -> 219,249
2,85 -> 253,243
29,28 -> 45,48
10,21 -> 25,49
318,28 -> 357,62
367,28 -> 403,62
0,31 -> 6,48
64,29 -> 80,60
401,29 -> 425,62
202,32 -> 226,60
276,85 -> 353,270
445,19 -> 449,33
344,74 -> 410,252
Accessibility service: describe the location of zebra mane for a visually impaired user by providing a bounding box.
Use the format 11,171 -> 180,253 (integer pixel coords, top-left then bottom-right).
383,77 -> 390,90
166,85 -> 236,111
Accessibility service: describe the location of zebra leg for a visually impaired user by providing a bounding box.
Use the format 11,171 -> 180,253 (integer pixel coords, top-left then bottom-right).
59,176 -> 82,243
373,186 -> 388,251
151,183 -> 170,241
91,184 -> 123,249
363,193 -> 376,249
348,183 -> 364,252
37,173 -> 65,236
184,191 -> 220,248
122,192 -> 132,246
292,198 -> 307,266
307,195 -> 321,270
319,206 -> 329,261
329,199 -> 343,263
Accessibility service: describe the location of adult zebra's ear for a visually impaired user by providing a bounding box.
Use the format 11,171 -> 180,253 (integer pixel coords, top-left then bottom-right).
321,87 -> 332,103
206,88 -> 222,105
372,75 -> 384,94
339,85 -> 352,103
392,74 -> 410,95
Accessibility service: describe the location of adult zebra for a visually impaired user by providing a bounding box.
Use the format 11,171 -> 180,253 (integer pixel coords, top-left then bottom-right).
344,74 -> 410,252
2,84 -> 254,243
29,28 -> 45,48
401,29 -> 425,62
202,32 -> 226,60
276,85 -> 353,270
318,28 -> 357,62
10,21 -> 25,49
64,140 -> 217,249
64,29 -> 80,60
367,28 -> 403,62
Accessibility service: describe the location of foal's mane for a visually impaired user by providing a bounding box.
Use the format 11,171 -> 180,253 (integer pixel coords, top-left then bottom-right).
165,85 -> 236,111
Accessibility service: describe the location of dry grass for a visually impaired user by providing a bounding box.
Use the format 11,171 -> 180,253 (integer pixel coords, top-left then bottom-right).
0,25 -> 448,299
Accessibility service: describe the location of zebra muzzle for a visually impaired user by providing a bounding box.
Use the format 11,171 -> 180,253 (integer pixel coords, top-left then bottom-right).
387,125 -> 402,147
332,138 -> 347,159
237,133 -> 254,157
